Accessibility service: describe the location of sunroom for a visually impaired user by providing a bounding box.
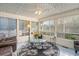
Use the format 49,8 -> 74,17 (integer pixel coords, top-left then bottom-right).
0,3 -> 79,56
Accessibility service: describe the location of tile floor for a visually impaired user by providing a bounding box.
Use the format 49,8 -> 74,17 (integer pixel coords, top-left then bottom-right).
57,45 -> 79,56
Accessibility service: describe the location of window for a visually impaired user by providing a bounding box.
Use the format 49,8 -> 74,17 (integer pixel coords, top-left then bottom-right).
40,19 -> 55,36
65,16 -> 79,33
57,18 -> 65,38
19,20 -> 25,30
0,17 -> 16,38
42,20 -> 50,32
8,18 -> 16,37
64,15 -> 79,40
57,15 -> 79,40
19,20 -> 30,36
49,20 -> 55,36
31,22 -> 38,32
0,17 -> 8,30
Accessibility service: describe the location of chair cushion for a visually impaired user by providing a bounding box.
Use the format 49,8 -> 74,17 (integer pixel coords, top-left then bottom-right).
74,41 -> 79,45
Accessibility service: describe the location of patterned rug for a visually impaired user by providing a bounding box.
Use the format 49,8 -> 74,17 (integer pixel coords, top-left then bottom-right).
17,42 -> 60,56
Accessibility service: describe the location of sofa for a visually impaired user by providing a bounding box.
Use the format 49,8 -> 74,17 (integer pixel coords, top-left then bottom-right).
0,36 -> 17,56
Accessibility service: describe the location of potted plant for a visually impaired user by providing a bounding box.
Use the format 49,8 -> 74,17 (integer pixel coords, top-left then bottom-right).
33,32 -> 42,39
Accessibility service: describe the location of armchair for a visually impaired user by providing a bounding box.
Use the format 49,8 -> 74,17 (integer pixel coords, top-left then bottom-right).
74,41 -> 79,53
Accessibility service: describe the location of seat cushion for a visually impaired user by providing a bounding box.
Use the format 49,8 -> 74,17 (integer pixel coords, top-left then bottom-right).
74,41 -> 79,45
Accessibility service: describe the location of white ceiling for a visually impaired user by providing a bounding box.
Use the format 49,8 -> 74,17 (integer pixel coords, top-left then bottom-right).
0,3 -> 79,20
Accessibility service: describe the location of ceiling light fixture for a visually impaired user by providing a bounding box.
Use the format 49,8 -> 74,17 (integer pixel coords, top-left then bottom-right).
35,10 -> 42,15
35,11 -> 38,14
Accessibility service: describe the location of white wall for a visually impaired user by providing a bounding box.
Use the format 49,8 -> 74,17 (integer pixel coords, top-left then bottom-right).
56,38 -> 74,49
43,35 -> 74,49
